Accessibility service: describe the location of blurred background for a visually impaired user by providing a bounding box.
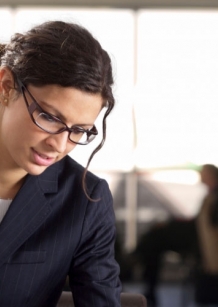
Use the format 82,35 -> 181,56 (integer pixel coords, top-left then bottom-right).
2,0 -> 218,306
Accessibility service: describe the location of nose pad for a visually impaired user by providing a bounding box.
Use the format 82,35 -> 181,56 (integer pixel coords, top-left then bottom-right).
46,131 -> 69,153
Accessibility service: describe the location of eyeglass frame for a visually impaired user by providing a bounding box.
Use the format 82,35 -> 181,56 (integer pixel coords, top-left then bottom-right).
16,78 -> 98,145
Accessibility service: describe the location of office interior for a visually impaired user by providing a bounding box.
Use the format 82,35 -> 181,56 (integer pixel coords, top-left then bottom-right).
2,0 -> 218,306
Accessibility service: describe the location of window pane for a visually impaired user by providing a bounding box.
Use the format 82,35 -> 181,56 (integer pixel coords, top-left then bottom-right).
136,9 -> 218,169
0,8 -> 13,42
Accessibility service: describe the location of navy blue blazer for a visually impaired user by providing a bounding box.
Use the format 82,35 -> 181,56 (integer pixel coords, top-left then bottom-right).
0,156 -> 121,307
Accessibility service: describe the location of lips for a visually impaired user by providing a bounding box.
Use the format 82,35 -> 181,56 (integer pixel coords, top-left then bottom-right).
37,152 -> 50,159
32,149 -> 56,167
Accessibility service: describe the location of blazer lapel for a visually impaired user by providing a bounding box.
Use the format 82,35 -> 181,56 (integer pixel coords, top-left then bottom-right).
0,163 -> 59,267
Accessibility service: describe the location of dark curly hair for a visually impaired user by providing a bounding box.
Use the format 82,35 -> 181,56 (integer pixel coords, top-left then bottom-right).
0,21 -> 115,199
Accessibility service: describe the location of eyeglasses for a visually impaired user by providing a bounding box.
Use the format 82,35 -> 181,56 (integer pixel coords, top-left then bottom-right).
17,79 -> 98,145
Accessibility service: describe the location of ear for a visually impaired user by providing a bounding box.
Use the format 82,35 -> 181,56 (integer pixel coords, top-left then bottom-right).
0,67 -> 15,100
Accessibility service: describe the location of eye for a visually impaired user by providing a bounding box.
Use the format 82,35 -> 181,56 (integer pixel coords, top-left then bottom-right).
72,126 -> 85,135
40,112 -> 58,123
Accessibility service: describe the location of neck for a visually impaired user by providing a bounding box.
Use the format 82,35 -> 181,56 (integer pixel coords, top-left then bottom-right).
0,136 -> 28,199
0,166 -> 27,200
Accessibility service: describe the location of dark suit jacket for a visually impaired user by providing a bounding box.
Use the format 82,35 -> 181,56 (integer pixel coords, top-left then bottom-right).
0,156 -> 121,307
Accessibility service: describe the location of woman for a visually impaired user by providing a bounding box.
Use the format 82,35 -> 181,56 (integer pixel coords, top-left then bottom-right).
0,20 -> 121,306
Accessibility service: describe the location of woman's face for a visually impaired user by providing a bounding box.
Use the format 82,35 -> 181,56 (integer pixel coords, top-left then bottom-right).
0,81 -> 103,176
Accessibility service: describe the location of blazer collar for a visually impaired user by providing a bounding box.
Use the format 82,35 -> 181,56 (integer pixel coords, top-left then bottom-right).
0,161 -> 60,267
37,161 -> 59,194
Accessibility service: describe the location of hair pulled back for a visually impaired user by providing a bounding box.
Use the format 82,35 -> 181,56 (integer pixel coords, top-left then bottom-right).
0,21 -> 115,199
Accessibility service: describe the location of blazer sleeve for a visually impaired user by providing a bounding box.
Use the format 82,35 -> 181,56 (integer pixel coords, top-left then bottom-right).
68,179 -> 122,307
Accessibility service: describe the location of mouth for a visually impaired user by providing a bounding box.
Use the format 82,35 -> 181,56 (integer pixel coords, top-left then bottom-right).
32,149 -> 56,167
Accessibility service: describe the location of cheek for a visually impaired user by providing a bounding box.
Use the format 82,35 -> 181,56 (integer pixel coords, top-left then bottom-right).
2,110 -> 39,150
2,103 -> 28,132
65,142 -> 77,155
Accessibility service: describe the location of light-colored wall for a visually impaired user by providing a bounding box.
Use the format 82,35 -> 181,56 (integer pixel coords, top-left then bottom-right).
2,0 -> 218,8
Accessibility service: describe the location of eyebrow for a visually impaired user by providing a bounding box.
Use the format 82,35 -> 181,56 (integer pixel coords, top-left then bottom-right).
39,100 -> 67,122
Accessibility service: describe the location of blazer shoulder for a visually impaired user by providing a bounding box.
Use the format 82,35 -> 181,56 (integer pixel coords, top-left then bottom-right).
57,155 -> 104,190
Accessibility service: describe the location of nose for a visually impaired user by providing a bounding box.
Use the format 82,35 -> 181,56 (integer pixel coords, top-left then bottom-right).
45,131 -> 72,153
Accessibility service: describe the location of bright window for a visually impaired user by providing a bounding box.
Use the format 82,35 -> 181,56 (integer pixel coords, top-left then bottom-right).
135,9 -> 218,170
0,8 -> 13,42
6,8 -> 218,172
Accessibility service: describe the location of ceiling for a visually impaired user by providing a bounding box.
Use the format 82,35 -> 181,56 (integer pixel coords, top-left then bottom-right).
3,0 -> 218,9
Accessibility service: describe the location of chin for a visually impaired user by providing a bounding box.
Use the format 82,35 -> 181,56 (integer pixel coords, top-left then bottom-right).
25,164 -> 49,176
